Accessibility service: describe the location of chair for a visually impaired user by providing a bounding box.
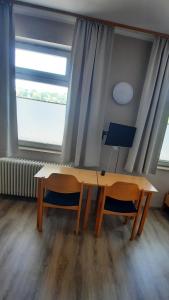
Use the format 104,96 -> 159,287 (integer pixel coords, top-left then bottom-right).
37,173 -> 84,234
95,182 -> 144,240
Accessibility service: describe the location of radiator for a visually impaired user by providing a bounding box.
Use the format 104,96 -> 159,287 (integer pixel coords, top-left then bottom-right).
0,158 -> 71,198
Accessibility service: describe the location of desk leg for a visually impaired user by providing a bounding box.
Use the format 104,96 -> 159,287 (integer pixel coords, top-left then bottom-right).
95,187 -> 104,233
37,178 -> 43,231
83,186 -> 92,230
137,192 -> 152,236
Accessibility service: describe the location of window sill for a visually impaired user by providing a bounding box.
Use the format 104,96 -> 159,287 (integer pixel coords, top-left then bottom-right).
18,145 -> 62,155
157,164 -> 169,171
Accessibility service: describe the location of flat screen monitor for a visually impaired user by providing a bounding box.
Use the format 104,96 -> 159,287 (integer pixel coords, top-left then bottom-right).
105,122 -> 136,147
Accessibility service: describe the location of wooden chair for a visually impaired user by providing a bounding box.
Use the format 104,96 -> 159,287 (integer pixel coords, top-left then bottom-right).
95,182 -> 144,240
37,173 -> 84,234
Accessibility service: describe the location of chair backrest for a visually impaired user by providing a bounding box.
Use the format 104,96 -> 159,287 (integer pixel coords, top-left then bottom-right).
42,173 -> 82,194
105,181 -> 140,201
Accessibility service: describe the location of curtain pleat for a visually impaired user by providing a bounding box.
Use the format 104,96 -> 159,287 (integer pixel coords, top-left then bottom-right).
61,18 -> 114,167
125,38 -> 169,174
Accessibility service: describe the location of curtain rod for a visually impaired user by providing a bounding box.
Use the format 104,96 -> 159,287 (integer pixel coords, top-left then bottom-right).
15,0 -> 169,39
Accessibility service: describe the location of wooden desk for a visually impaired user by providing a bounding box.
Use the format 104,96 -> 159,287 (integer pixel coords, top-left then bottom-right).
35,166 -> 157,236
35,165 -> 98,186
97,171 -> 158,236
35,165 -> 98,229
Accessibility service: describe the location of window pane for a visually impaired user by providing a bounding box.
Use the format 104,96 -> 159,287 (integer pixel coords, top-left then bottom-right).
160,123 -> 169,161
16,79 -> 67,104
16,79 -> 68,146
15,48 -> 67,75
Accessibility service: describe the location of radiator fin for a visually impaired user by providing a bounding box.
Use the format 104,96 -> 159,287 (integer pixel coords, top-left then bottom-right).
0,158 -> 71,198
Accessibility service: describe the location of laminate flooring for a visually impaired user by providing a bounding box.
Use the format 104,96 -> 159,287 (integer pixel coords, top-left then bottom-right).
0,196 -> 169,300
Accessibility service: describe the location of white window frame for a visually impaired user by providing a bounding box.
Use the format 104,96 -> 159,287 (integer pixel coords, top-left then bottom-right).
15,41 -> 71,152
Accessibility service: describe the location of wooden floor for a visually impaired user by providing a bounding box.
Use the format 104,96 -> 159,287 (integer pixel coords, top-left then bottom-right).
0,197 -> 169,300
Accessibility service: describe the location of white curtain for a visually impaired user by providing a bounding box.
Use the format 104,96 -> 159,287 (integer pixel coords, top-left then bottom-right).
0,0 -> 18,157
62,18 -> 114,167
125,38 -> 169,174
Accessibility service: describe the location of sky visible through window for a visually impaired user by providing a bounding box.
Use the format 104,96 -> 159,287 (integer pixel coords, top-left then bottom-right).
160,123 -> 169,161
15,48 -> 67,75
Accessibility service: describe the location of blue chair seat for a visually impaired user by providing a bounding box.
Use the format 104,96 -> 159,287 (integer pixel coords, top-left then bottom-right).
104,197 -> 137,213
44,190 -> 80,206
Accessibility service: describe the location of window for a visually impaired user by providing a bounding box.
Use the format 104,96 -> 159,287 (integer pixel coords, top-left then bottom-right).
159,119 -> 169,164
15,42 -> 70,151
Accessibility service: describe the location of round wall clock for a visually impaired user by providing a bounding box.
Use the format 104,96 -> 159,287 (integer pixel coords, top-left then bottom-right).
113,82 -> 133,105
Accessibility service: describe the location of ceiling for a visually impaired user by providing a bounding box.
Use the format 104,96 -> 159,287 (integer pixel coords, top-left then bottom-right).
18,0 -> 169,34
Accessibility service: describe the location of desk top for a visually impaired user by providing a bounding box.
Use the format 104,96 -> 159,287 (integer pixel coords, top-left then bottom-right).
34,165 -> 157,193
35,165 -> 98,186
97,171 -> 157,193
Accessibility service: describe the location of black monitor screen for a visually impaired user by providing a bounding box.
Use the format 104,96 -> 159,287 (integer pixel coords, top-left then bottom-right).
105,123 -> 136,148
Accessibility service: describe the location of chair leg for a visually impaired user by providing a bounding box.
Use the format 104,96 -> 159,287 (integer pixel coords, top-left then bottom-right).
95,211 -> 104,237
130,214 -> 139,240
83,187 -> 92,230
75,209 -> 81,235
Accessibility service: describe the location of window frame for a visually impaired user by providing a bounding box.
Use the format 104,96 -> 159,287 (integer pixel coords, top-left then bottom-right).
16,41 -> 71,85
15,41 -> 70,152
